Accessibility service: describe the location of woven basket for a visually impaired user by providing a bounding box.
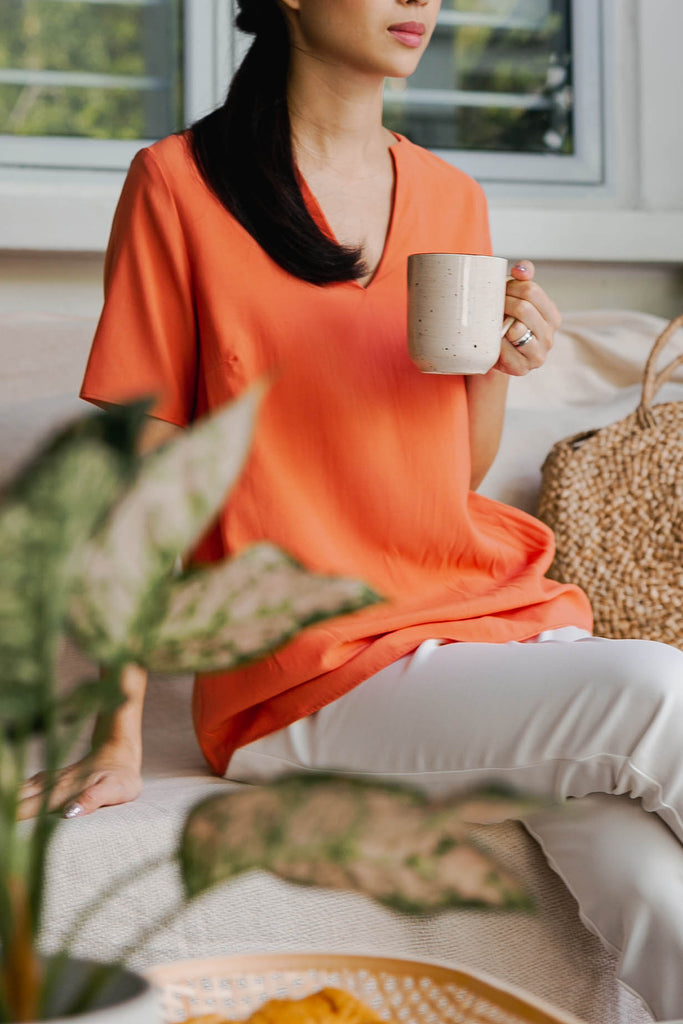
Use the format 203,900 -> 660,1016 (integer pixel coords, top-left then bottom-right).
146,952 -> 587,1024
538,313 -> 683,648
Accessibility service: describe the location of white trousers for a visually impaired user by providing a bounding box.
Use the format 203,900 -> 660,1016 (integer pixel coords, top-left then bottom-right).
227,630 -> 683,1022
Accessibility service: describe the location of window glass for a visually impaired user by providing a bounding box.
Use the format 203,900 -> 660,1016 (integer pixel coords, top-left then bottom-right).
384,0 -> 573,156
0,0 -> 184,140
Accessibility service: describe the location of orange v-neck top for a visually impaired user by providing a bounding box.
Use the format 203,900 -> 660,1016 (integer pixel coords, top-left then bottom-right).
81,131 -> 592,775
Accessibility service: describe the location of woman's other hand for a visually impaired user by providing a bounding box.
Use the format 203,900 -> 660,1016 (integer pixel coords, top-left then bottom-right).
496,260 -> 561,376
17,744 -> 143,820
18,660 -> 149,821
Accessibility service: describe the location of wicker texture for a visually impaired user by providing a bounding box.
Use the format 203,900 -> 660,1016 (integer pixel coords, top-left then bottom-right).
147,953 -> 587,1024
538,314 -> 683,648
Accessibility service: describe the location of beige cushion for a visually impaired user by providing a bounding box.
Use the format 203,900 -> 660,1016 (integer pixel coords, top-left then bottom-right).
507,310 -> 683,409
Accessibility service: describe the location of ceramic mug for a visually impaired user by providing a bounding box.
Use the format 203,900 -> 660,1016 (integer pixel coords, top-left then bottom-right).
407,253 -> 515,374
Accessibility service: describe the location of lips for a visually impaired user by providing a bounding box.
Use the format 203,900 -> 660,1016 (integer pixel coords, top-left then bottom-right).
388,21 -> 426,48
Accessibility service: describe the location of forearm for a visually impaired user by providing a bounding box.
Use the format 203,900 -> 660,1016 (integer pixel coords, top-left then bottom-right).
91,663 -> 148,770
465,369 -> 509,491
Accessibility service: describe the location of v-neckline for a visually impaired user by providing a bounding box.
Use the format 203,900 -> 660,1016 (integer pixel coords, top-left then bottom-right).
297,133 -> 404,292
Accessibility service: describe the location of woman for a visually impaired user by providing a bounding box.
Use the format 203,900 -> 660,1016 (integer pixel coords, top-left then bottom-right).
21,0 -> 683,1018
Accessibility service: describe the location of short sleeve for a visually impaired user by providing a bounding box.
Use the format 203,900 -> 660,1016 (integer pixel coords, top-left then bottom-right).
80,147 -> 197,427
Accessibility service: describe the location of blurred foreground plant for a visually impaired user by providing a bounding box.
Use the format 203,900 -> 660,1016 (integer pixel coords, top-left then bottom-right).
0,391 -> 535,1022
0,390 -> 378,1022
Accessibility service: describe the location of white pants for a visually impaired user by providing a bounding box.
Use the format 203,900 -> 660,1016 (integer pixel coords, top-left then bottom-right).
227,630 -> 683,1022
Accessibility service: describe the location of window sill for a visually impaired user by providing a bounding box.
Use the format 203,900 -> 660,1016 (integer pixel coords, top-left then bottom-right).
489,205 -> 683,263
1,178 -> 682,264
0,174 -> 124,253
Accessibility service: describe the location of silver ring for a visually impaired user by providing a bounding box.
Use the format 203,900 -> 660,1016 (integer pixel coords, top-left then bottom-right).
511,327 -> 534,349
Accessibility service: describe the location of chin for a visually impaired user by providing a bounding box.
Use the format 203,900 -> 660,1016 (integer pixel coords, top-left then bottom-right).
383,44 -> 428,77
371,51 -> 423,79
384,58 -> 423,79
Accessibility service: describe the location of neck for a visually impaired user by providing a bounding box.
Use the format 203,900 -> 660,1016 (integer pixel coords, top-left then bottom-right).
287,53 -> 389,172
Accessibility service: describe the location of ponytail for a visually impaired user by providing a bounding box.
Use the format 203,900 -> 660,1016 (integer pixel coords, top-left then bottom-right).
189,0 -> 366,286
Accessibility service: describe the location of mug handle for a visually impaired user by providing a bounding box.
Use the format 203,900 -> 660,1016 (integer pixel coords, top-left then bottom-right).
501,315 -> 516,338
500,276 -> 516,338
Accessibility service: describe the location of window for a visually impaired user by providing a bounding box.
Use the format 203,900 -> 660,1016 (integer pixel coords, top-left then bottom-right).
1,0 -> 600,185
0,0 -> 229,170
383,0 -> 603,185
3,0 -> 681,261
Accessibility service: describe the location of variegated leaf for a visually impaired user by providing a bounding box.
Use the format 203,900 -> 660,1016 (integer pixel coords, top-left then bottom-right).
180,775 -> 532,913
66,387 -> 263,663
140,543 -> 380,672
0,427 -> 136,689
451,787 -> 548,825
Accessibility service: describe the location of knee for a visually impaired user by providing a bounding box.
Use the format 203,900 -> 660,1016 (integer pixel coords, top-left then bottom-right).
594,638 -> 683,707
619,838 -> 683,912
582,796 -> 683,908
528,793 -> 683,1021
538,794 -> 683,932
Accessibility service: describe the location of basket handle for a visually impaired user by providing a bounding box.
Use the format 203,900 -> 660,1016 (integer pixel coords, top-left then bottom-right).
640,313 -> 683,414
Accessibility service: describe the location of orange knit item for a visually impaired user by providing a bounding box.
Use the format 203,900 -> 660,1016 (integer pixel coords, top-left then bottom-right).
80,132 -> 592,775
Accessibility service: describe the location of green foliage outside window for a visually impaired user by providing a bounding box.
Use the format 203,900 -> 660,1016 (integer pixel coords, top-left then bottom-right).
0,0 -> 183,140
0,0 -> 572,156
385,0 -> 573,155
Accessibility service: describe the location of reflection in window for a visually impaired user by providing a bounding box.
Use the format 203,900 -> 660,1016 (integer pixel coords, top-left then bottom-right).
384,0 -> 573,156
0,0 -> 184,140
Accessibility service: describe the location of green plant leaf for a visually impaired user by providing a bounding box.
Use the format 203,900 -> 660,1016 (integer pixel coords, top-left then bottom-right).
0,688 -> 43,740
180,775 -> 533,913
66,387 -> 263,664
54,677 -> 123,728
0,405 -> 145,691
140,543 -> 380,672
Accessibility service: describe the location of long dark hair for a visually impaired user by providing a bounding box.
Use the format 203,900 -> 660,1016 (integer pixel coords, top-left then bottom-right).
189,0 -> 366,286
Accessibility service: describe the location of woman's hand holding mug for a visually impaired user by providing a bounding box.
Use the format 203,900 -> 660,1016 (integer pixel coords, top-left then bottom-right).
407,253 -> 560,377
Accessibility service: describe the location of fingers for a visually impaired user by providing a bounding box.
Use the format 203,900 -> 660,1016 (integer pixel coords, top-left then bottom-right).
66,773 -> 142,816
498,259 -> 561,377
17,763 -> 142,820
18,770 -> 48,801
505,279 -> 561,338
509,260 -> 536,281
63,780 -> 111,819
17,766 -> 86,820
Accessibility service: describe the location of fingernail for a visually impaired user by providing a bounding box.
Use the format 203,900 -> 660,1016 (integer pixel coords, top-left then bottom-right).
64,802 -> 84,819
513,263 -> 529,272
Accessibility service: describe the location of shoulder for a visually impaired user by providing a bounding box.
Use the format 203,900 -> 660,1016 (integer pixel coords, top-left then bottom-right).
393,133 -> 487,201
125,131 -> 199,196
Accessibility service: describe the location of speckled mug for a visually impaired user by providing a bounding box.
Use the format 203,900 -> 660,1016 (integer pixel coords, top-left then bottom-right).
407,253 -> 514,374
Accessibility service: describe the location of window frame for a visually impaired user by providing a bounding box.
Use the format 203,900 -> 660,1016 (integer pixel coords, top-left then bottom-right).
0,0 -> 682,262
387,0 -> 605,186
0,0 -> 230,171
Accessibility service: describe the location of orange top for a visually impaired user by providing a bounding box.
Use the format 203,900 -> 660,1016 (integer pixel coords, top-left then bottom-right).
81,132 -> 593,775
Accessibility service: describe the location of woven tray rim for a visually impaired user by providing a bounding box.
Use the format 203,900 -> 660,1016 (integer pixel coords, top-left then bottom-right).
146,951 -> 588,1024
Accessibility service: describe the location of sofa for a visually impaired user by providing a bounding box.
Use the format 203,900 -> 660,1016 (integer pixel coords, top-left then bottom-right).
4,309 -> 683,1024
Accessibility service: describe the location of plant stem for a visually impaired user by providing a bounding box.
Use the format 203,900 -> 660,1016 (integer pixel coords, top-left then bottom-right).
27,619 -> 62,941
0,740 -> 21,956
39,851 -> 173,1017
62,858 -> 190,1018
1,876 -> 43,1023
0,728 -> 43,1023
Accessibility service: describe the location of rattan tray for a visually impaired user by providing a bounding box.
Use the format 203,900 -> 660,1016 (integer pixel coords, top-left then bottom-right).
147,952 -> 587,1024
